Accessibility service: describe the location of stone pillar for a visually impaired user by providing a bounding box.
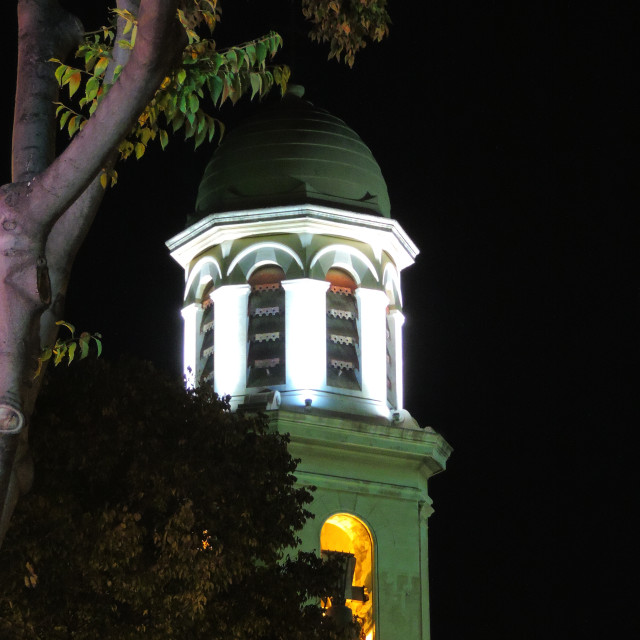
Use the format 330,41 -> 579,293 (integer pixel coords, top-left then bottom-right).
281,279 -> 330,393
355,288 -> 389,404
387,309 -> 405,411
180,303 -> 200,389
211,284 -> 251,398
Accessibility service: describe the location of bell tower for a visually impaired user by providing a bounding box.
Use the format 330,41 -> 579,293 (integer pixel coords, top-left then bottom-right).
167,87 -> 452,639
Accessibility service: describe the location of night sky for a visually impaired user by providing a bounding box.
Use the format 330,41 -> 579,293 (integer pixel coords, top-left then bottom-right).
1,3 -> 635,638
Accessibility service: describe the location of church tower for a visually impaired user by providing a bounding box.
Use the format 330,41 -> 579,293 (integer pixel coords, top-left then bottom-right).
167,86 -> 452,639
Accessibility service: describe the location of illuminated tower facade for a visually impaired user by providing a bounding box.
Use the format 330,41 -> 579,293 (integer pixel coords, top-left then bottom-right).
167,87 -> 451,639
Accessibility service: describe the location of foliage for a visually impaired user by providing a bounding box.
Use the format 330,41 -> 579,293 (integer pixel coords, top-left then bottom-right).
34,321 -> 102,379
51,2 -> 290,174
302,0 -> 390,67
0,358 -> 360,639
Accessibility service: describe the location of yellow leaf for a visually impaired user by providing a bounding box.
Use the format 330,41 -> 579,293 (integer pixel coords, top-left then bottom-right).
68,71 -> 81,97
135,142 -> 145,159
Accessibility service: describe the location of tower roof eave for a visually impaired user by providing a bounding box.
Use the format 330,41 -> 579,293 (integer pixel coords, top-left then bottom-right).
167,204 -> 419,272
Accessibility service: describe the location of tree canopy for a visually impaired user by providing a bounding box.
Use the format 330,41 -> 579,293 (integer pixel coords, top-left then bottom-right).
0,358 -> 361,639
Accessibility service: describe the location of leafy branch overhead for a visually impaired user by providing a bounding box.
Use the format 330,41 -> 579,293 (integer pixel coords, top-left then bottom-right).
51,2 -> 289,173
302,0 -> 390,67
34,321 -> 102,379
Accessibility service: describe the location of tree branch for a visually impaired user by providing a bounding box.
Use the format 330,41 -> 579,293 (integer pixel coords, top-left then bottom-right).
12,0 -> 82,183
27,0 -> 185,233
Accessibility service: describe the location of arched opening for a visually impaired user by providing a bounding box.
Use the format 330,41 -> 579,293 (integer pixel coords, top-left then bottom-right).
321,514 -> 375,639
198,281 -> 214,385
247,265 -> 286,387
325,268 -> 361,390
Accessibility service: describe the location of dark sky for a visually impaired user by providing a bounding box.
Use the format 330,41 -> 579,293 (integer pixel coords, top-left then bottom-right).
1,3 -> 635,638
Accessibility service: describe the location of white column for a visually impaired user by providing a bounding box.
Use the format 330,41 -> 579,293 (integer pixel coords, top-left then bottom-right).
355,288 -> 389,403
281,279 -> 330,393
181,303 -> 200,389
388,309 -> 405,411
210,284 -> 251,398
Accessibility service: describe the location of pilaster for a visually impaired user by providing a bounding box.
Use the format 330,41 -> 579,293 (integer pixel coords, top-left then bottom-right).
281,278 -> 330,394
387,309 -> 405,411
356,288 -> 390,404
180,303 -> 200,389
211,284 -> 250,398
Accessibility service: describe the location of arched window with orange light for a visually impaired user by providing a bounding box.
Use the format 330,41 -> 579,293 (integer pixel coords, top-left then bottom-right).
321,513 -> 375,639
247,264 -> 286,387
325,268 -> 361,390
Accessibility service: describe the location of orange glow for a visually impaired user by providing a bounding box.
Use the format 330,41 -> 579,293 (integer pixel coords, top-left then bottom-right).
325,267 -> 357,292
321,514 -> 374,638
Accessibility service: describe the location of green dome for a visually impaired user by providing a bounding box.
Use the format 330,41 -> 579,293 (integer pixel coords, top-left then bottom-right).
194,86 -> 391,220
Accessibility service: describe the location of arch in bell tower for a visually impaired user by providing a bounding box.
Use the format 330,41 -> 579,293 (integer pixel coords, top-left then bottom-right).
321,513 -> 376,639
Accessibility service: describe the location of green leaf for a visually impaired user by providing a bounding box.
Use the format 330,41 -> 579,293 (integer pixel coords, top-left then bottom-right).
135,142 -> 145,159
184,117 -> 196,140
94,56 -> 109,76
56,320 -> 76,335
245,45 -> 256,66
85,75 -> 100,101
230,74 -> 242,104
250,73 -> 261,100
226,49 -> 238,71
54,63 -> 67,85
138,126 -> 153,146
67,342 -> 77,365
211,53 -> 224,75
79,334 -> 90,359
59,110 -> 71,130
159,129 -> 169,150
92,336 -> 103,358
177,69 -> 187,85
61,66 -> 75,85
171,111 -> 185,133
209,75 -> 223,105
84,51 -> 98,73
194,124 -> 207,149
256,42 -> 267,66
53,345 -> 67,366
188,94 -> 199,114
68,115 -> 81,137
